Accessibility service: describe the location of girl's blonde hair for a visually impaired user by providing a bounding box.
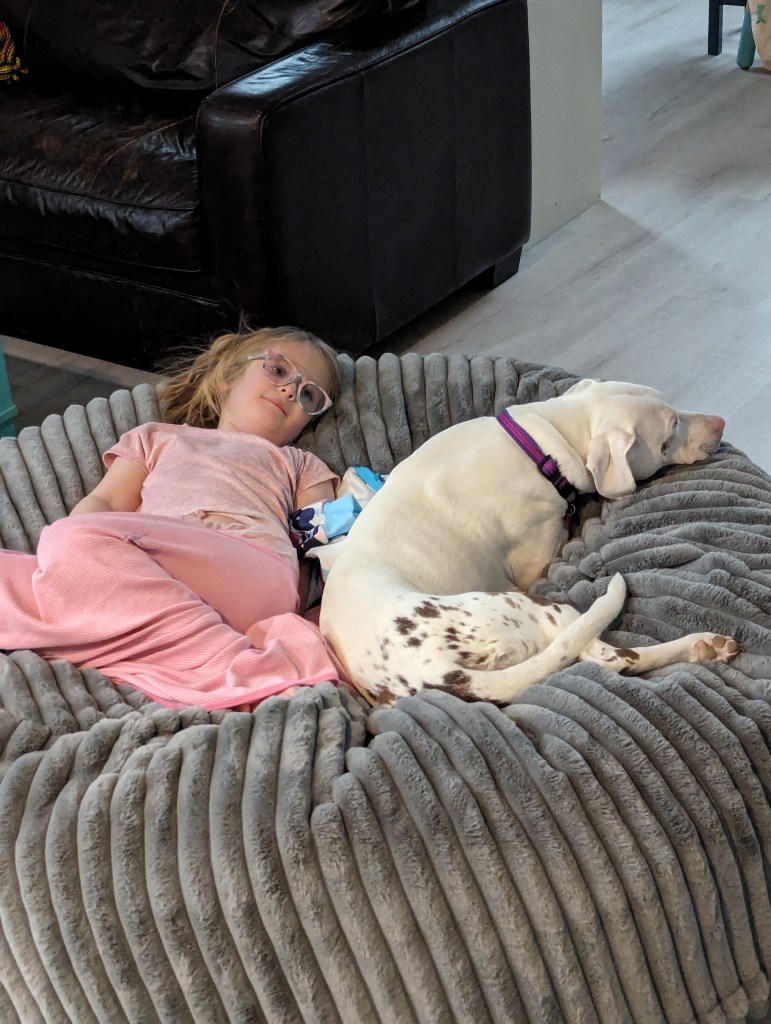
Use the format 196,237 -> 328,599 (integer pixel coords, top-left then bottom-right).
158,326 -> 342,429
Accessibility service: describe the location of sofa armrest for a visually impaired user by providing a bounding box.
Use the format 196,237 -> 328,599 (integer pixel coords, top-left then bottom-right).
197,0 -> 530,350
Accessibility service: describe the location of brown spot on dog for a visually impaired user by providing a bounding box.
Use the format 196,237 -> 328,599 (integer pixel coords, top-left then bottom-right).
394,617 -> 416,634
545,613 -> 557,626
443,669 -> 471,689
372,686 -> 399,707
615,648 -> 640,661
397,675 -> 409,686
529,594 -> 562,611
424,670 -> 474,701
415,602 -> 441,618
457,650 -> 488,669
407,636 -> 422,647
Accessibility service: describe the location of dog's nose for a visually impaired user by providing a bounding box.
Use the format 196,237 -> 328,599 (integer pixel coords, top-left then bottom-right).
699,414 -> 725,454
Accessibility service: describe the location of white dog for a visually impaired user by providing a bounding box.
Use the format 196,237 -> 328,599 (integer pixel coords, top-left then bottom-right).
319,379 -> 739,706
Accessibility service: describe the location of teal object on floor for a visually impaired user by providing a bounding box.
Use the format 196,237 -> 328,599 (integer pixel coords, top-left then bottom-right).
738,5 -> 756,67
0,346 -> 17,437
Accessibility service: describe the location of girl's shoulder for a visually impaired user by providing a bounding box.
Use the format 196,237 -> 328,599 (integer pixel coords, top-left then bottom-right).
131,421 -> 214,441
283,444 -> 337,481
118,421 -> 192,452
129,424 -> 324,469
126,420 -> 185,435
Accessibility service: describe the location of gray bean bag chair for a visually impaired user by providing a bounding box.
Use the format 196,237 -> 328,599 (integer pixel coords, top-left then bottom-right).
1,353 -> 770,1024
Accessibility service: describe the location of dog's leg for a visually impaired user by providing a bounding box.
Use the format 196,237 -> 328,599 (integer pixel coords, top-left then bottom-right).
581,634 -> 740,674
374,574 -> 629,705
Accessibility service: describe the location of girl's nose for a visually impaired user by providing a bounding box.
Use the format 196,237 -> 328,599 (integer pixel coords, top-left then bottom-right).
276,377 -> 301,401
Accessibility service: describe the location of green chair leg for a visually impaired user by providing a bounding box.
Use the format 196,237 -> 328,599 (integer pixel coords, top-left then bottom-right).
738,5 -> 756,67
0,346 -> 18,437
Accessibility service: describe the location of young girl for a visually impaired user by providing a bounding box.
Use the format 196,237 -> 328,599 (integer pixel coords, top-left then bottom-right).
0,326 -> 346,711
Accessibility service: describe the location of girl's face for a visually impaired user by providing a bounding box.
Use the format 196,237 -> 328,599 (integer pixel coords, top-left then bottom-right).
218,339 -> 333,446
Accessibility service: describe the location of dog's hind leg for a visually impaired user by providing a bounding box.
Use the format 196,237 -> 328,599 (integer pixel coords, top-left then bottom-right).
390,574 -> 629,705
580,633 -> 740,674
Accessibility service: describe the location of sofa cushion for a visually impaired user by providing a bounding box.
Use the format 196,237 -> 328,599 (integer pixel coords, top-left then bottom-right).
2,0 -> 423,93
0,84 -> 203,272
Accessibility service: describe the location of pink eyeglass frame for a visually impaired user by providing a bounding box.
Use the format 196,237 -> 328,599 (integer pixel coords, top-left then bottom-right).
245,349 -> 333,416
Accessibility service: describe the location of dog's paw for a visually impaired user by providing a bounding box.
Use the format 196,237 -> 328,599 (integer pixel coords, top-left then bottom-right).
691,633 -> 741,663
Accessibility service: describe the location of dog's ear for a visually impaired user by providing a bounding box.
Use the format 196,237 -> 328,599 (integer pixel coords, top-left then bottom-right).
563,378 -> 600,396
586,430 -> 637,498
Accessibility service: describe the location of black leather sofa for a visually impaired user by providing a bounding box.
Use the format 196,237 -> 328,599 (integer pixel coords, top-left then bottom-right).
0,0 -> 531,370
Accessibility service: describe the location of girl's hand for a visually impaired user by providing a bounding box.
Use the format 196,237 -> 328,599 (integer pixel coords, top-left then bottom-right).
234,686 -> 299,712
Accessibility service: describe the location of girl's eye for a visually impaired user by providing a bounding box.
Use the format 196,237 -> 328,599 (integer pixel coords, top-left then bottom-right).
661,441 -> 670,453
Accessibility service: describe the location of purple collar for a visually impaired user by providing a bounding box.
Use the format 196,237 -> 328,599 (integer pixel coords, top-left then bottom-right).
497,409 -> 577,525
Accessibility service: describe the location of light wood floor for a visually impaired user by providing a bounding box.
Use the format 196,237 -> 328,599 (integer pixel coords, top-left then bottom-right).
4,0 -> 770,473
383,0 -> 771,472
1,337 -> 161,433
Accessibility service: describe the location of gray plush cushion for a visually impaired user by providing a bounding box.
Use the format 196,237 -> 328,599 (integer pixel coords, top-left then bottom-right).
0,353 -> 770,1024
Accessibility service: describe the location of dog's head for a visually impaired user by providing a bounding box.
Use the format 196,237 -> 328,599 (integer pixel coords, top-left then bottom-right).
562,379 -> 725,499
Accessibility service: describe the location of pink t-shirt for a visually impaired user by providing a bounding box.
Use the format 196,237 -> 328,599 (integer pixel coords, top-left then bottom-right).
104,422 -> 339,565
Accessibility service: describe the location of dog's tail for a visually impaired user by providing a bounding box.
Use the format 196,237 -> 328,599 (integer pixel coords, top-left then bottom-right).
464,573 -> 628,704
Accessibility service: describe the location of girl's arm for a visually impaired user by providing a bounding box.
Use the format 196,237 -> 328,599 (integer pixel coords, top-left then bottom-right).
295,480 -> 336,509
70,456 -> 147,515
294,480 -> 336,612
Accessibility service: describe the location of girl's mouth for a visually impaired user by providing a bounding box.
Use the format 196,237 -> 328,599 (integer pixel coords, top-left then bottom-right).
264,397 -> 287,416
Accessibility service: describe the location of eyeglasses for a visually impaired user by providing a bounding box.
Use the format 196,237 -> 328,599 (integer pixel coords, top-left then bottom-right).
245,350 -> 333,416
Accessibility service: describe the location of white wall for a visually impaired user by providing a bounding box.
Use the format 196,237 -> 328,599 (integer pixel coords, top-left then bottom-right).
526,0 -> 602,246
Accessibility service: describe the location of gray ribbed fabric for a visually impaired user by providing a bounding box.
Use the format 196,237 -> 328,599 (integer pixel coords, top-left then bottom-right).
0,354 -> 770,1024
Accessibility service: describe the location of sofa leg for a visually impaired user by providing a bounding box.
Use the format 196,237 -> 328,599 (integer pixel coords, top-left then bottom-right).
708,0 -> 723,54
477,248 -> 523,290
